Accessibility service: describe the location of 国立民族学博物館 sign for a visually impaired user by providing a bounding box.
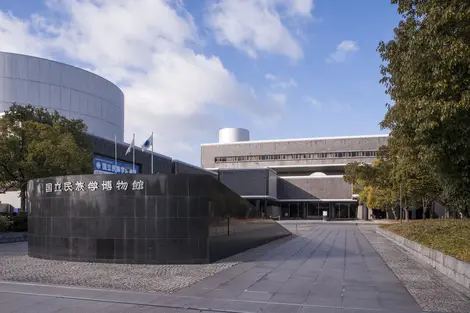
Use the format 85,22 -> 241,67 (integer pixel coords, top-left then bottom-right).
93,156 -> 140,174
43,179 -> 145,193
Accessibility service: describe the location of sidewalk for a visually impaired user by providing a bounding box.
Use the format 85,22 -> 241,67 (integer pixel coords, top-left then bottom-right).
0,232 -> 27,244
278,219 -> 398,225
0,224 -> 426,313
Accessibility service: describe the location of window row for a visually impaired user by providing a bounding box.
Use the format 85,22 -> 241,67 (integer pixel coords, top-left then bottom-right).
214,150 -> 377,163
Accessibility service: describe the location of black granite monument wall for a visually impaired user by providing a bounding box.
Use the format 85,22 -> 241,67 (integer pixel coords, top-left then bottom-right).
27,174 -> 290,264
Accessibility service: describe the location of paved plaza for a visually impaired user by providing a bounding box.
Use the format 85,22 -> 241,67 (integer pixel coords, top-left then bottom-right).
0,223 -> 469,312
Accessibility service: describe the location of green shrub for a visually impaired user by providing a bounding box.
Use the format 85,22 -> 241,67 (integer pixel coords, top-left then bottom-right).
8,213 -> 28,232
0,215 -> 12,232
382,219 -> 470,262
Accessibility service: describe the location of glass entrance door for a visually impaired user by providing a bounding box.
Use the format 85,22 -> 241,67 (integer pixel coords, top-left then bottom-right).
333,203 -> 355,218
318,202 -> 330,218
306,203 -> 320,219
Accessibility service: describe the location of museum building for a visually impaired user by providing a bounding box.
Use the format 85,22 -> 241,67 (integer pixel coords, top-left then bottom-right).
0,51 -> 390,220
201,128 -> 389,220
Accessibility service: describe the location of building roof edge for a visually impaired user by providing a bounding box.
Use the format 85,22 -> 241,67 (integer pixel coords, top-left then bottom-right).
201,134 -> 389,146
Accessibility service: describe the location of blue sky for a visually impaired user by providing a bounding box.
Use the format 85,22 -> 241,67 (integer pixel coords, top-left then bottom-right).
0,0 -> 400,165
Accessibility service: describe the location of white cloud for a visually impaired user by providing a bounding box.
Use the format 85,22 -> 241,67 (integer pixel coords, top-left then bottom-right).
269,93 -> 287,106
305,96 -> 351,112
289,0 -> 315,16
265,73 -> 297,89
265,73 -> 278,81
0,11 -> 53,56
327,40 -> 359,63
0,0 -> 281,163
305,96 -> 322,109
206,0 -> 314,60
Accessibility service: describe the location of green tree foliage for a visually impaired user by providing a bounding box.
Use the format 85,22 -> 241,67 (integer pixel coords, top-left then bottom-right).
344,148 -> 401,218
0,215 -> 12,232
345,143 -> 447,219
377,0 -> 470,217
0,104 -> 93,210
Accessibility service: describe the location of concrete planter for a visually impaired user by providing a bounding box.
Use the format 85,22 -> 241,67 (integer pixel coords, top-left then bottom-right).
377,228 -> 470,290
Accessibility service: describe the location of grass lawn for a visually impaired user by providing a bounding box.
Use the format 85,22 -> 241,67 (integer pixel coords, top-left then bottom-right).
381,219 -> 470,263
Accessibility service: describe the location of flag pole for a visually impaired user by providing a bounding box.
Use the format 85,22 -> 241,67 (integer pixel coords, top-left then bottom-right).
151,132 -> 154,174
114,134 -> 118,173
132,133 -> 135,173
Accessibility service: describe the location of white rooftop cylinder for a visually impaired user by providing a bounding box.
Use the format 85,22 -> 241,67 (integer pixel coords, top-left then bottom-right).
219,128 -> 250,143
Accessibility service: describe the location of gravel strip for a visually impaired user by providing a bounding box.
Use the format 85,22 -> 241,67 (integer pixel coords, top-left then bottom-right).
0,255 -> 237,293
359,225 -> 470,313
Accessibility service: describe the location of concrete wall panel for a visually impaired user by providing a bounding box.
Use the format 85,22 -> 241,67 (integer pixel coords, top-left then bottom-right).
278,176 -> 352,200
218,169 -> 272,197
268,170 -> 278,199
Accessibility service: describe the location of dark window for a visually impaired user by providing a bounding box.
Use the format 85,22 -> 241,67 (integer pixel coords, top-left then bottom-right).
214,150 -> 379,163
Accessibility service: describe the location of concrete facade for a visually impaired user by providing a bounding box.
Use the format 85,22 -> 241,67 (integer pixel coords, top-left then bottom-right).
200,133 -> 388,219
278,176 -> 353,200
217,169 -> 278,199
201,135 -> 388,171
0,52 -> 124,142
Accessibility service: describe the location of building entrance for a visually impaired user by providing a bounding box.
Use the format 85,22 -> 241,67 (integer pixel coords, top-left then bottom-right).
333,203 -> 358,219
306,203 -> 321,219
279,201 -> 359,220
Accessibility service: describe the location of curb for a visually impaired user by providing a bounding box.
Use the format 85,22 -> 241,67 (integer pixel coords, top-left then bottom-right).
0,233 -> 28,244
377,227 -> 470,290
279,221 -> 395,226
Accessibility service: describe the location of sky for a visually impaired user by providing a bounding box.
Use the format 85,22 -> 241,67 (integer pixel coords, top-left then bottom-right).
0,0 -> 401,165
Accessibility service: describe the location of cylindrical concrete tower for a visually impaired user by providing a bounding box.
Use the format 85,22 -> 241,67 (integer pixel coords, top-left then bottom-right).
218,128 -> 250,143
0,51 -> 125,142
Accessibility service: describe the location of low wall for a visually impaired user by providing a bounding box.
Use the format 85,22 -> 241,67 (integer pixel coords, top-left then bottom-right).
27,174 -> 290,264
377,228 -> 470,290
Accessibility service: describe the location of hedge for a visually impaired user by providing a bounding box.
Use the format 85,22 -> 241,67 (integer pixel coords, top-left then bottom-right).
0,212 -> 28,232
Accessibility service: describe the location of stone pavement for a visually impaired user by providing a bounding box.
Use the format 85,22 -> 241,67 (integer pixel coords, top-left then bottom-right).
360,225 -> 470,313
0,224 -> 456,312
0,241 -> 27,256
279,219 -> 397,225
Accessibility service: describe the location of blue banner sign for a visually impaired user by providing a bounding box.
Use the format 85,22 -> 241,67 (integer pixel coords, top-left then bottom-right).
93,156 -> 140,174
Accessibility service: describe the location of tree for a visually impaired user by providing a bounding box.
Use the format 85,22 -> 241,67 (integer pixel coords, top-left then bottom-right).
0,104 -> 93,210
378,0 -> 470,217
344,155 -> 400,219
344,161 -> 369,194
391,145 -> 443,218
